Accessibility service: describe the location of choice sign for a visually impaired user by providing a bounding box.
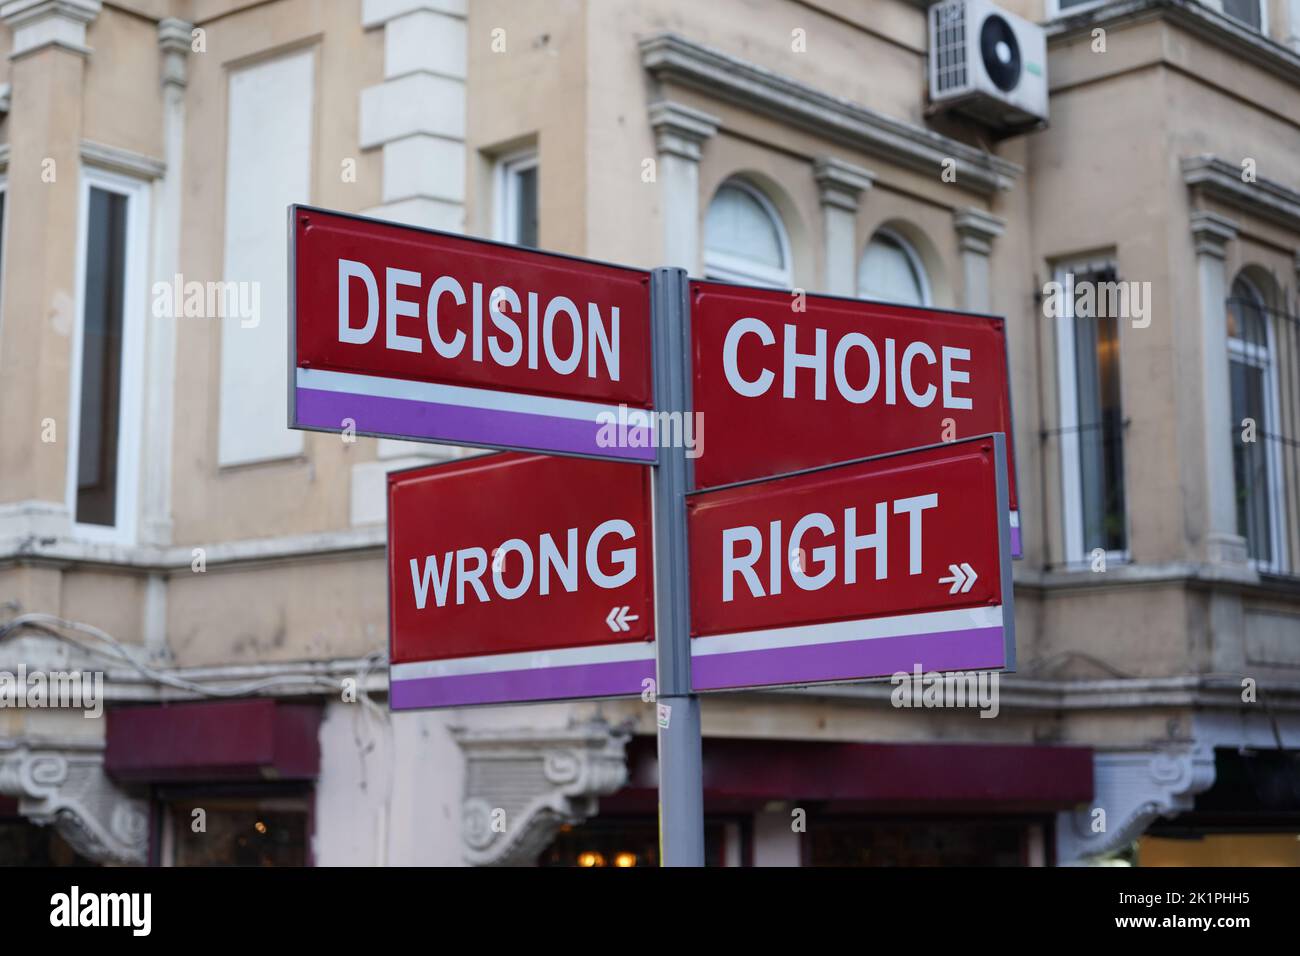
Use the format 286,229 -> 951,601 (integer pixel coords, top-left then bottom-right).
690,280 -> 1023,554
387,453 -> 655,709
687,435 -> 1015,692
290,206 -> 654,462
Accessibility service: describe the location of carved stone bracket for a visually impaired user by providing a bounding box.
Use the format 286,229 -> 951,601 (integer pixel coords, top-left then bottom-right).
451,720 -> 631,866
1055,746 -> 1216,865
0,744 -> 148,864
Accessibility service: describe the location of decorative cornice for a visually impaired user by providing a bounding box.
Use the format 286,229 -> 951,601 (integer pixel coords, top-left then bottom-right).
784,672 -> 1300,714
80,140 -> 165,180
1055,747 -> 1216,863
1,0 -> 100,60
640,32 -> 1021,196
451,720 -> 630,866
1182,154 -> 1300,236
953,207 -> 1005,256
0,517 -> 385,573
1189,210 -> 1239,259
1047,0 -> 1300,90
647,100 -> 720,162
813,156 -> 875,212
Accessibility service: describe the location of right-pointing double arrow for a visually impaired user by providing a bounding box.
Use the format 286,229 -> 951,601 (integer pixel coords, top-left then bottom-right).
939,562 -> 978,595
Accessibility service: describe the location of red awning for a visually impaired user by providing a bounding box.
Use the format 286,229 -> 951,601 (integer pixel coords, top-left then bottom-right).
105,699 -> 322,783
603,736 -> 1093,814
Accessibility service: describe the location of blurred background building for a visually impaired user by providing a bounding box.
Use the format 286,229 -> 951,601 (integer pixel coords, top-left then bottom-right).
1,0 -> 1298,866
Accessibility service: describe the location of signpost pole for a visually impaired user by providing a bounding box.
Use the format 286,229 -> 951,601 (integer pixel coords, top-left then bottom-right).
649,266 -> 705,867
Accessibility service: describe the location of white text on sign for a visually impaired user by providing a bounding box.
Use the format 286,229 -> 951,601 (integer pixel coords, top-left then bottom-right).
723,318 -> 973,408
337,259 -> 622,381
409,520 -> 638,608
721,494 -> 938,600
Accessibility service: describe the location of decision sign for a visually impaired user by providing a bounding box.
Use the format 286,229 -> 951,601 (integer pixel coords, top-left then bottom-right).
290,206 -> 655,463
690,280 -> 1023,555
387,453 -> 656,709
686,435 -> 1015,693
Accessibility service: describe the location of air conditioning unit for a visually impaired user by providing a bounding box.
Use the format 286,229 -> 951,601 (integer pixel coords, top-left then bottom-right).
928,0 -> 1048,136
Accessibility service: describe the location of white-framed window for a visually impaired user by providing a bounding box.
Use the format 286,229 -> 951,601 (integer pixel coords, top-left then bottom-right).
1228,275 -> 1286,572
857,229 -> 931,306
1045,0 -> 1116,19
1053,257 -> 1129,566
0,176 -> 8,336
704,179 -> 793,288
495,150 -> 539,248
1213,0 -> 1267,31
67,166 -> 151,544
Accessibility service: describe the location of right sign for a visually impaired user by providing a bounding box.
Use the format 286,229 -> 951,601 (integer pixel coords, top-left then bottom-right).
690,280 -> 1022,555
687,434 -> 1015,693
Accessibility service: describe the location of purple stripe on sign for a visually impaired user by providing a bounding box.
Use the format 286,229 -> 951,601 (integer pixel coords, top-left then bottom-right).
691,626 -> 1006,691
390,656 -> 655,709
1010,522 -> 1022,558
296,387 -> 655,462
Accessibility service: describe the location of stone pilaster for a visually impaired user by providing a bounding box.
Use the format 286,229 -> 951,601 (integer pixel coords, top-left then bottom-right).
648,100 -> 719,273
813,157 -> 874,296
1190,211 -> 1249,568
952,206 -> 1005,313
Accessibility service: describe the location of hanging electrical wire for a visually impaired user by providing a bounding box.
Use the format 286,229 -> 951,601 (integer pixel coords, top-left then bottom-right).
0,611 -> 388,718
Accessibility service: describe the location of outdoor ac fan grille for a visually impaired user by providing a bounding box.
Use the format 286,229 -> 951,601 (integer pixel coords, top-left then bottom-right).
931,1 -> 968,95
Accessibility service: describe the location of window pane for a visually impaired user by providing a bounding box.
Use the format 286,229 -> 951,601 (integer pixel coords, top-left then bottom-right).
539,817 -> 727,867
1228,278 -> 1267,346
1221,0 -> 1262,30
514,164 -> 538,248
76,187 -> 128,527
858,234 -> 926,306
171,804 -> 308,866
1072,269 -> 1127,554
0,192 -> 6,309
1231,359 -> 1272,560
705,184 -> 784,270
808,819 -> 1028,866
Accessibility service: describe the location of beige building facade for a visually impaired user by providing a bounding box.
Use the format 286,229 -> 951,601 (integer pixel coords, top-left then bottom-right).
0,0 -> 1298,865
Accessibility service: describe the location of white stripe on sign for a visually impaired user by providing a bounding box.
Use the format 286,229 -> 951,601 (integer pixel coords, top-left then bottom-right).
391,638 -> 657,681
1010,512 -> 1020,528
692,605 -> 1004,657
297,367 -> 652,428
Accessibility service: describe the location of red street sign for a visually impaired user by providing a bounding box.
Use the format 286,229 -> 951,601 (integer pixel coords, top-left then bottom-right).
387,453 -> 655,708
690,280 -> 1022,554
290,206 -> 655,462
687,436 -> 1014,692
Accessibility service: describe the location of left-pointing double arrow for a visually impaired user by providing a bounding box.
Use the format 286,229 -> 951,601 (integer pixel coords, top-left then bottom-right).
605,606 -> 639,632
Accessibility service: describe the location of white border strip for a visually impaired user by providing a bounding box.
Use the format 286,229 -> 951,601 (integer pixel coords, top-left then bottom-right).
391,638 -> 657,681
297,367 -> 652,427
1010,511 -> 1020,529
692,605 -> 1004,657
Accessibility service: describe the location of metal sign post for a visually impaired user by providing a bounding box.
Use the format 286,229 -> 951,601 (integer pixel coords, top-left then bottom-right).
649,267 -> 705,867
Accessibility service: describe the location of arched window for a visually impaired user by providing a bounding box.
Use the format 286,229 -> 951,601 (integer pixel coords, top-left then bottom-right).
1228,274 -> 1282,569
704,180 -> 792,288
857,229 -> 930,306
